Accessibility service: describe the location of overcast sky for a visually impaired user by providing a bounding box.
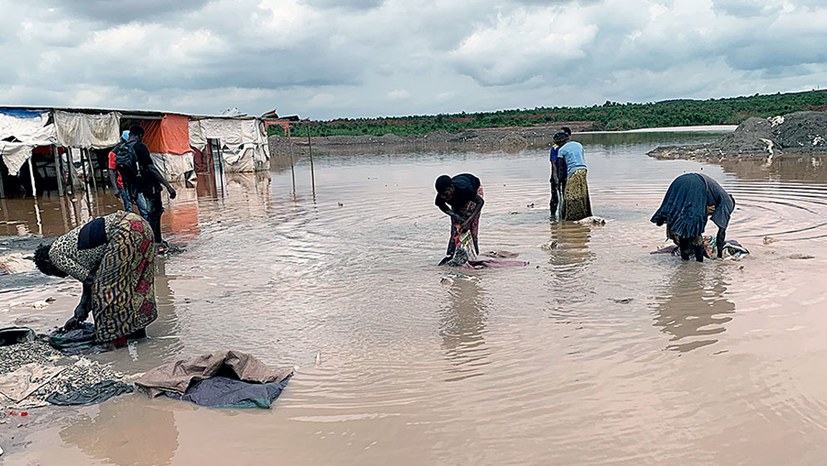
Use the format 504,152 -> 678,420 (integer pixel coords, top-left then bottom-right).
1,0 -> 825,120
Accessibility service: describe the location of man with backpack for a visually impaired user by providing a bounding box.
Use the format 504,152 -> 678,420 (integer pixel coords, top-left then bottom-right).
116,124 -> 177,253
108,130 -> 132,211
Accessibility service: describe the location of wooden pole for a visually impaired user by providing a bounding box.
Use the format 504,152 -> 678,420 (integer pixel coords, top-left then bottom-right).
53,145 -> 64,196
65,149 -> 75,196
27,156 -> 37,198
59,192 -> 70,232
33,197 -> 43,235
307,123 -> 315,189
79,148 -> 93,209
217,142 -> 225,196
287,124 -> 296,192
87,149 -> 99,194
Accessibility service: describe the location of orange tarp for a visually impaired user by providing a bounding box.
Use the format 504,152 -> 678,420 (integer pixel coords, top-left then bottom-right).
142,114 -> 190,155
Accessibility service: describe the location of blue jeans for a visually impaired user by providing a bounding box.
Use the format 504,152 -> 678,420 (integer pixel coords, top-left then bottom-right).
119,189 -> 133,212
136,191 -> 164,244
135,192 -> 151,219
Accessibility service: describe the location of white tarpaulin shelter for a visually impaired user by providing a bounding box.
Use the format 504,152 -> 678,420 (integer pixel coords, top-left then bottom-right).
0,110 -> 56,176
54,110 -> 121,149
189,117 -> 270,173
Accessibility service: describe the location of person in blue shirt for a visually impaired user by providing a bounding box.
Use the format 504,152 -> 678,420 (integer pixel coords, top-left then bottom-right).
556,132 -> 592,221
549,127 -> 571,217
435,173 -> 484,260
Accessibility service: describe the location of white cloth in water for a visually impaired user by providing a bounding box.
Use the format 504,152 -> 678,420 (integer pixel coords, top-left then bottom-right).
575,216 -> 606,226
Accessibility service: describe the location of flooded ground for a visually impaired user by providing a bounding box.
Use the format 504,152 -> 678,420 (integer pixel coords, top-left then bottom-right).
3,132 -> 827,465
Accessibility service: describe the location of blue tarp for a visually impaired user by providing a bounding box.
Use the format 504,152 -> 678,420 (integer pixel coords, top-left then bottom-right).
0,108 -> 46,118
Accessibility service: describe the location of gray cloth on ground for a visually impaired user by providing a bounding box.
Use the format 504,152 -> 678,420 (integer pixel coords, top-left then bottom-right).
164,376 -> 288,409
135,350 -> 293,406
48,322 -> 115,355
46,380 -> 134,406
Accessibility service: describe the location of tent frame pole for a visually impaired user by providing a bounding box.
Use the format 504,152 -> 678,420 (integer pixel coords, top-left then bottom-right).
27,157 -> 37,198
53,145 -> 64,196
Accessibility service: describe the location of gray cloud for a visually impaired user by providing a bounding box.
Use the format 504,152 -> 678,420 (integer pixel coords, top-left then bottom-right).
712,0 -> 778,17
0,0 -> 826,119
32,0 -> 212,24
298,0 -> 385,10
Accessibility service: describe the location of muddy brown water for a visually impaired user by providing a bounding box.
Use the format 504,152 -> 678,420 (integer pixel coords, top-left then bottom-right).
3,132 -> 827,465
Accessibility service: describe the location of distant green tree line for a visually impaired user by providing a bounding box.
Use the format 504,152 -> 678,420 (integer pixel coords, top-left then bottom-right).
270,90 -> 827,138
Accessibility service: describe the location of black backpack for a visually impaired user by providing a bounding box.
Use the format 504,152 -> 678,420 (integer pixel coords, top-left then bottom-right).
114,140 -> 141,182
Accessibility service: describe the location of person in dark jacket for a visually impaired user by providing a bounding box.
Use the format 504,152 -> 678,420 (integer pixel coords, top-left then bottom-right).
651,173 -> 736,262
120,124 -> 177,254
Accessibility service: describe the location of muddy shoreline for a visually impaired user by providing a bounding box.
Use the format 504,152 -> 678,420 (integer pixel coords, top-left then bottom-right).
268,123 -> 595,162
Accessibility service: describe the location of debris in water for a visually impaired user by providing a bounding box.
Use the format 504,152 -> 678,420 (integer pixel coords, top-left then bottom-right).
338,202 -> 344,207
610,298 -> 633,304
483,251 -> 519,258
540,241 -> 558,251
763,236 -> 778,245
315,352 -> 322,366
789,253 -> 815,260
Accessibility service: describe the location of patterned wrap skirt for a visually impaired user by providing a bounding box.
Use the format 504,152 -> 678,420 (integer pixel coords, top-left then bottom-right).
562,169 -> 592,221
91,212 -> 157,342
446,185 -> 484,256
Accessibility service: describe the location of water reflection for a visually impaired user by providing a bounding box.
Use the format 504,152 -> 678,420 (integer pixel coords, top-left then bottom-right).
652,265 -> 735,352
439,277 -> 490,381
59,398 -> 179,466
720,155 -> 827,183
547,221 -> 595,272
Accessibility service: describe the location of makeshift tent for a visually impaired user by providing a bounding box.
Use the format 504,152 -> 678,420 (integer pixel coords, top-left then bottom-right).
189,117 -> 270,173
54,110 -> 121,149
0,109 -> 56,176
141,114 -> 193,181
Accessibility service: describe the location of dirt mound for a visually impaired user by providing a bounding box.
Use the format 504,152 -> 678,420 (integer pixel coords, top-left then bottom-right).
776,111 -> 827,151
649,111 -> 827,160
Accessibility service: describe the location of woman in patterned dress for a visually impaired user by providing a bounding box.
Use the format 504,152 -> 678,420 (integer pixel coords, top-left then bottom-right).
556,132 -> 593,221
33,211 -> 157,346
435,173 -> 485,262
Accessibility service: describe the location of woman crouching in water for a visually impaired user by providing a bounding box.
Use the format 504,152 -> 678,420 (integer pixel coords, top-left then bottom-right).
435,173 -> 484,263
651,173 -> 735,262
34,211 -> 158,346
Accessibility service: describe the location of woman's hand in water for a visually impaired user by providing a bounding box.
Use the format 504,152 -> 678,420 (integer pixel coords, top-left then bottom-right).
63,316 -> 80,331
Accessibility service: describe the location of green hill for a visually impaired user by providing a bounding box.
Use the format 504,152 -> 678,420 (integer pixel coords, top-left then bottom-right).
277,89 -> 827,138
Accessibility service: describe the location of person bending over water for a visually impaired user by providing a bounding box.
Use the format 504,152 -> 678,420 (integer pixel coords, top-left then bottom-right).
435,174 -> 484,260
33,211 -> 158,346
651,173 -> 735,262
